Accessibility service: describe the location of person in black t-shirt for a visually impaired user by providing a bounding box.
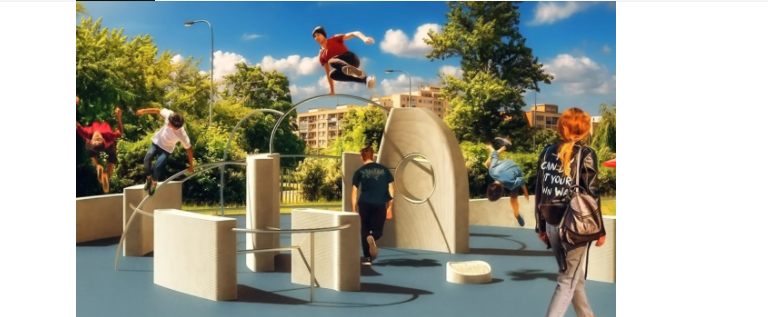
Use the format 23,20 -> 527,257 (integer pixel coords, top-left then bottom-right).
351,146 -> 394,266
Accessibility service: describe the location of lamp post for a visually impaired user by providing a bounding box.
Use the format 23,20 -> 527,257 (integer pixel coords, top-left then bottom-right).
385,69 -> 412,107
185,20 -> 214,126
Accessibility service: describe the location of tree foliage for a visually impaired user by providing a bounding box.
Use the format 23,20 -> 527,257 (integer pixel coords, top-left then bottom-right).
425,1 -> 553,144
75,3 -> 304,204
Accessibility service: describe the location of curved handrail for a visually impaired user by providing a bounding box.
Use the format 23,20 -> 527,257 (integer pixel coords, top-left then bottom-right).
232,223 -> 351,234
220,109 -> 285,216
114,160 -> 246,271
269,94 -> 390,154
394,153 -> 437,205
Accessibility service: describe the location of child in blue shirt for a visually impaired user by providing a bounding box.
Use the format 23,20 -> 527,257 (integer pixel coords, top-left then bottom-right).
485,138 -> 529,226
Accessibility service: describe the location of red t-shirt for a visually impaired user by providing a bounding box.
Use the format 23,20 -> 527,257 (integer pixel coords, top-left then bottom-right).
318,35 -> 349,66
77,121 -> 121,148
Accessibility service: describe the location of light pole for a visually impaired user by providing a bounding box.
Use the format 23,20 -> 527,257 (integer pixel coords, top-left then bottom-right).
385,69 -> 412,107
185,20 -> 214,126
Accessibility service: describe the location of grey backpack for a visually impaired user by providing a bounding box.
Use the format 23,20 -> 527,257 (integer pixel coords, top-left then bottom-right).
558,147 -> 605,246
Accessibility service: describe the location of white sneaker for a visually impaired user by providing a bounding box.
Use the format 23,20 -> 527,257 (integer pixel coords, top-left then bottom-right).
342,66 -> 366,79
366,76 -> 376,89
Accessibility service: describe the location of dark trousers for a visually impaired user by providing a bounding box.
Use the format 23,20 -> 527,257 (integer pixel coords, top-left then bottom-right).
358,201 -> 387,258
144,143 -> 171,181
329,51 -> 366,84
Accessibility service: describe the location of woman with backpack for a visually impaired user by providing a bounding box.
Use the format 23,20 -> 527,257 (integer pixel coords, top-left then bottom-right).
534,107 -> 607,317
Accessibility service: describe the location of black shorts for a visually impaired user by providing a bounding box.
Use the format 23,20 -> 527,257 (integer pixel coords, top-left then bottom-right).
87,141 -> 118,164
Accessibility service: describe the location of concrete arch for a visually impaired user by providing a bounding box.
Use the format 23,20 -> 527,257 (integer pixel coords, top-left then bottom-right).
345,107 -> 469,254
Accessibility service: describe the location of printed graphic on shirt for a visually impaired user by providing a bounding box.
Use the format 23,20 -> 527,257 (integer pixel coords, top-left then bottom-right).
361,168 -> 386,180
540,152 -> 576,198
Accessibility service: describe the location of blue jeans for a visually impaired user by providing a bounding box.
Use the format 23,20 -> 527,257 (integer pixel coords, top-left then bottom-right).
144,143 -> 170,181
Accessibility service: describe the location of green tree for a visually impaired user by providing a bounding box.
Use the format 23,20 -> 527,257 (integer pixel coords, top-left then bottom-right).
324,105 -> 387,156
425,1 -> 553,144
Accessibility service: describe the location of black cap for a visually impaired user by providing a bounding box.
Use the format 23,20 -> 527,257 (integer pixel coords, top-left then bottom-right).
312,26 -> 326,39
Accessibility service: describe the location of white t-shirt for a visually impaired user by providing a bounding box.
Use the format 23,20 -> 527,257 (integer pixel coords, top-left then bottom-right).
151,109 -> 192,153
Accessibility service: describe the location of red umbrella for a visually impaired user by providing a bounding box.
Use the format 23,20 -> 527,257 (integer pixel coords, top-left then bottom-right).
603,158 -> 616,168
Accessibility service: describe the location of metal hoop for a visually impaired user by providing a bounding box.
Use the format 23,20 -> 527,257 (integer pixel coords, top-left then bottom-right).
393,152 -> 437,205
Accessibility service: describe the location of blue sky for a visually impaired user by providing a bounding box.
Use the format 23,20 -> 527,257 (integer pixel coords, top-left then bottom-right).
78,1 -> 616,116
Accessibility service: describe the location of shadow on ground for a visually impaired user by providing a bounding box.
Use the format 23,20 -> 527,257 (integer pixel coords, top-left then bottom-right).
506,269 -> 558,282
373,259 -> 441,267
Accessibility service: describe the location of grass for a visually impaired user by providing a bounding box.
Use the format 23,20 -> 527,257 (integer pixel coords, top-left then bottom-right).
184,201 -> 342,216
601,197 -> 616,216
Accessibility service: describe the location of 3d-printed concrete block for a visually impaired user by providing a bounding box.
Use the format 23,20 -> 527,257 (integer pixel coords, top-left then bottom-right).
122,181 -> 183,256
291,208 -> 360,292
154,209 -> 237,301
468,197 -> 537,229
446,261 -> 493,284
587,216 -> 616,283
245,154 -> 281,272
76,194 -> 123,244
362,107 -> 469,254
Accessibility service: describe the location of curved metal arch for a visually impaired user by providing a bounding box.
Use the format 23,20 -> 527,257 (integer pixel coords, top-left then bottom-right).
114,160 -> 247,271
393,152 -> 437,205
220,109 -> 285,216
269,94 -> 390,154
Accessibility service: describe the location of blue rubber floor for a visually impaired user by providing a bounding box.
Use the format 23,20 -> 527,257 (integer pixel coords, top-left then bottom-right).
77,215 -> 616,317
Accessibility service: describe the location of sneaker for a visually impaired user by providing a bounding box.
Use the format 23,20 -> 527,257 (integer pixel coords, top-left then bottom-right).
148,182 -> 157,196
366,76 -> 376,89
362,257 -> 372,266
144,177 -> 152,191
516,215 -> 525,227
342,66 -> 366,79
494,137 -> 512,150
367,235 -> 378,258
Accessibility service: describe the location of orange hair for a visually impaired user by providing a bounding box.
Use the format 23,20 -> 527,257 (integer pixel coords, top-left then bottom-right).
556,108 -> 592,178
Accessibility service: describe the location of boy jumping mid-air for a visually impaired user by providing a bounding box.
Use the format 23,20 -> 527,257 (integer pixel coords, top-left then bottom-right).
485,137 -> 529,227
136,108 -> 194,196
75,96 -> 124,193
312,26 -> 377,94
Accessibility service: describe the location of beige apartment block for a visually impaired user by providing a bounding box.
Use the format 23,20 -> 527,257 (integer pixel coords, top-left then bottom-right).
296,105 -> 359,149
295,85 -> 452,149
374,84 -> 451,119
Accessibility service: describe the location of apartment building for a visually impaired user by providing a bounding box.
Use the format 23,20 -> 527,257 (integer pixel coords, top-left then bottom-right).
524,104 -> 561,130
374,85 -> 451,119
296,105 -> 360,149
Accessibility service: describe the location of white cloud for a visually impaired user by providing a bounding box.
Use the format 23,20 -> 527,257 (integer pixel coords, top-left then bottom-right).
212,51 -> 250,81
242,33 -> 260,41
257,55 -> 321,78
171,54 -> 184,65
542,54 -> 615,95
380,23 -> 442,58
529,2 -> 595,26
602,44 -> 612,54
439,65 -> 463,79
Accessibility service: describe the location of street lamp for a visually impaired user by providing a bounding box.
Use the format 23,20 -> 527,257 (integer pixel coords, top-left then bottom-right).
385,69 -> 412,107
185,20 -> 214,126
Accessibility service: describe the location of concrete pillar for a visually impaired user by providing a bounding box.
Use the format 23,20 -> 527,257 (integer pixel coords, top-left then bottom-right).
245,153 -> 281,272
122,181 -> 183,256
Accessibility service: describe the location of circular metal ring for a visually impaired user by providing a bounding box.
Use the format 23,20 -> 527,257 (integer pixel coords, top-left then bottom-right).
393,152 -> 436,205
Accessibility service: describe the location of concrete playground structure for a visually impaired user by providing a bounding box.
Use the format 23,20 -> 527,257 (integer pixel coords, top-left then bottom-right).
76,94 -> 615,310
341,107 -> 470,254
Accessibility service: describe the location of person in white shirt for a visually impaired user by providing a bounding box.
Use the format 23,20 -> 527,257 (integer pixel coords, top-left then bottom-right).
135,108 -> 194,195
